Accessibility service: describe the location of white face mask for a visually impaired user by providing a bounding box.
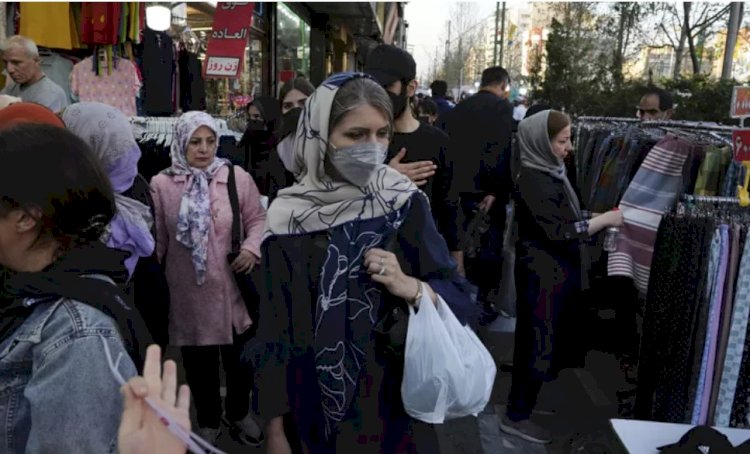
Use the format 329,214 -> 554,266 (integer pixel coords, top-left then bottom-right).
328,141 -> 388,187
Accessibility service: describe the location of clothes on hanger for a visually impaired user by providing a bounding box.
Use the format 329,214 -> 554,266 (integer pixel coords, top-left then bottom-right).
71,56 -> 140,116
636,198 -> 750,430
19,2 -> 80,50
139,29 -> 175,116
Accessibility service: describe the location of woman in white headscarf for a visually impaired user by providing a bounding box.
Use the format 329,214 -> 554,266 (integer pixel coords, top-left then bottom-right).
150,112 -> 267,445
249,72 -> 477,453
500,110 -> 623,444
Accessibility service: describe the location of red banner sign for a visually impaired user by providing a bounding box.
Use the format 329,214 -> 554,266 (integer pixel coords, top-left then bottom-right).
204,2 -> 255,79
734,130 -> 750,161
731,86 -> 750,118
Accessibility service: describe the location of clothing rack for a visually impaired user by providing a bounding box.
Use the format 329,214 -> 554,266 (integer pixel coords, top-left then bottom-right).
129,116 -> 242,143
681,194 -> 741,205
576,116 -> 736,132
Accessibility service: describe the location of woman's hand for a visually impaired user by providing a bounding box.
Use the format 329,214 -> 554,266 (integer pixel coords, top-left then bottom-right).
118,345 -> 191,454
603,209 -> 624,228
231,249 -> 259,274
364,248 -> 420,300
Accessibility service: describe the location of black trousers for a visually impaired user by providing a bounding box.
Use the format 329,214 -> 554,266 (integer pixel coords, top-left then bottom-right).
459,193 -> 506,305
182,329 -> 254,428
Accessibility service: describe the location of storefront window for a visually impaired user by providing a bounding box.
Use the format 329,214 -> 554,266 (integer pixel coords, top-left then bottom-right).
276,3 -> 310,82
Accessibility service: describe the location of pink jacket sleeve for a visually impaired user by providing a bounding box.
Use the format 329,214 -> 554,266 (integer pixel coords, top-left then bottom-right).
150,175 -> 169,263
235,166 -> 267,258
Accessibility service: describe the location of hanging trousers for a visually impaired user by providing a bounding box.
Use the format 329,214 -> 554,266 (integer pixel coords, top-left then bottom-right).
182,329 -> 254,429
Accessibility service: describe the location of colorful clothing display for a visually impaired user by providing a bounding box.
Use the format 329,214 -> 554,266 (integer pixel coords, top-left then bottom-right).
19,2 -> 80,50
70,57 -> 140,116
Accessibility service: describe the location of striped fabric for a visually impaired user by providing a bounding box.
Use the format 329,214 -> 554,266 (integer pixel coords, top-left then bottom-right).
608,135 -> 697,294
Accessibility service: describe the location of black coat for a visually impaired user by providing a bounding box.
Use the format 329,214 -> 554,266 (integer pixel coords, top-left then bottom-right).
513,168 -> 589,378
440,90 -> 514,198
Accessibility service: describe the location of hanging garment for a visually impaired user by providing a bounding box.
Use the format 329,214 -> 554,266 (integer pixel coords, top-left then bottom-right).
140,29 -> 175,116
608,135 -> 699,294
81,2 -> 121,45
694,146 -> 732,196
692,225 -> 730,424
19,2 -> 79,50
715,232 -> 750,427
70,57 -> 140,116
41,53 -> 75,103
635,214 -> 714,422
178,49 -> 206,111
709,224 -> 742,424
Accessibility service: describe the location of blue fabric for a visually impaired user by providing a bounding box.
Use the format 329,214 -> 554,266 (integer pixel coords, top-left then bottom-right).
715,233 -> 750,426
691,227 -> 723,424
315,200 -> 411,436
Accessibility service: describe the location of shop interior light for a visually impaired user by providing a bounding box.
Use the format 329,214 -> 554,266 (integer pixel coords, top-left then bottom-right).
519,87 -> 529,95
146,5 -> 172,32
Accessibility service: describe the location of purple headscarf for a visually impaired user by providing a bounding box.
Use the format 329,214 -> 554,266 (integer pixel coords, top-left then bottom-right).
63,103 -> 155,278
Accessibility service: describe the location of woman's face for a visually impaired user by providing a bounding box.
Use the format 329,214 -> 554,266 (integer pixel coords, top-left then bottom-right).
282,89 -> 308,114
0,209 -> 50,272
328,104 -> 390,150
550,125 -> 572,161
185,126 -> 217,169
247,104 -> 264,122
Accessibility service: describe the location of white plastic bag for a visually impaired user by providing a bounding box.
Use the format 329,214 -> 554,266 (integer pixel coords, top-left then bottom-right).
401,285 -> 496,423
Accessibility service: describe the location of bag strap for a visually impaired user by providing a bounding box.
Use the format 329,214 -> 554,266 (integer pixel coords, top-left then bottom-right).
227,165 -> 242,254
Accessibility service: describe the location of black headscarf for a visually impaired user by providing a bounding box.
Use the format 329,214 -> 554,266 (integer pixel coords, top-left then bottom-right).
0,242 -> 151,366
239,96 -> 282,152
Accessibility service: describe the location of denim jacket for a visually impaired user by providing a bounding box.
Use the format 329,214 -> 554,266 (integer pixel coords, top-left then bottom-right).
0,296 -> 137,453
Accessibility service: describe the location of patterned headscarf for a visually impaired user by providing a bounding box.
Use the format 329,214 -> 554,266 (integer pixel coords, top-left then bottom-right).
161,111 -> 229,285
264,72 -> 417,239
517,109 -> 582,218
62,103 -> 155,278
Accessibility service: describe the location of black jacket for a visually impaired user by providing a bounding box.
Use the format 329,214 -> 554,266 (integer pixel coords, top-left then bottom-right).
440,90 -> 514,198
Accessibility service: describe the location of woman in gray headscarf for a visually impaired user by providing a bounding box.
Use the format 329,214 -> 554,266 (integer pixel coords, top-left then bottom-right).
500,110 -> 623,444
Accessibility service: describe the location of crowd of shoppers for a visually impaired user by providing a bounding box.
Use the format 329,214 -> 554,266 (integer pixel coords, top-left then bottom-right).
0,33 -> 660,452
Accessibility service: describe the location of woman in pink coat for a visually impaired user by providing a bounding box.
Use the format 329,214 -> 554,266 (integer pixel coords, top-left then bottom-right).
150,111 -> 267,445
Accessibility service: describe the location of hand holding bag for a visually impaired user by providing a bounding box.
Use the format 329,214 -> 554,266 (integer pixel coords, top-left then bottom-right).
401,285 -> 496,424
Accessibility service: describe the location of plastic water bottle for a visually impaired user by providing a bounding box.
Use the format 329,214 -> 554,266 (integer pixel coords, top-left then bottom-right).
603,208 -> 621,252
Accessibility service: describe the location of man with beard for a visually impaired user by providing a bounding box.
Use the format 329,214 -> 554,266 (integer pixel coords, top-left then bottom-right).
365,45 -> 463,276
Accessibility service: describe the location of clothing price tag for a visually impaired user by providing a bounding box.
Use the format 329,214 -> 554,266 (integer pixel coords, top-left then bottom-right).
733,129 -> 750,162
205,57 -> 241,77
731,86 -> 750,118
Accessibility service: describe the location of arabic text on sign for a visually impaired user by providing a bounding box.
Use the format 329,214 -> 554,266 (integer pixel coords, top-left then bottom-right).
734,130 -> 750,161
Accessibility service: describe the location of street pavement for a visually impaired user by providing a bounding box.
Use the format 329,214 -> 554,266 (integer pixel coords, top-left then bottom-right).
166,311 -> 633,454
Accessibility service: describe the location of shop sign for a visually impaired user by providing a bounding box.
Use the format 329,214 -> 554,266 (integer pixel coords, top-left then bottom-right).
204,2 -> 255,78
731,86 -> 750,118
205,57 -> 241,77
734,129 -> 750,161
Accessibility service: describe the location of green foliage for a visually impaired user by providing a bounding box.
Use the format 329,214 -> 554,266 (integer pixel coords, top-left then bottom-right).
532,75 -> 741,123
663,76 -> 738,124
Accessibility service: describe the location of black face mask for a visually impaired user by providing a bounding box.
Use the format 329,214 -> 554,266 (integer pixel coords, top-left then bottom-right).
388,88 -> 409,118
241,120 -> 272,148
281,107 -> 302,138
246,119 -> 267,132
418,115 -> 431,124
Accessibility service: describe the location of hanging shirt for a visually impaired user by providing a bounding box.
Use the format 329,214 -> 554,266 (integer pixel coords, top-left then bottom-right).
19,2 -> 79,50
81,2 -> 121,45
70,57 -> 141,116
140,29 -> 175,116
1,75 -> 69,112
41,53 -> 75,103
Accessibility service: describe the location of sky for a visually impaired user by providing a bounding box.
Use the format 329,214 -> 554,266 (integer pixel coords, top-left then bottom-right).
404,1 -> 498,83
